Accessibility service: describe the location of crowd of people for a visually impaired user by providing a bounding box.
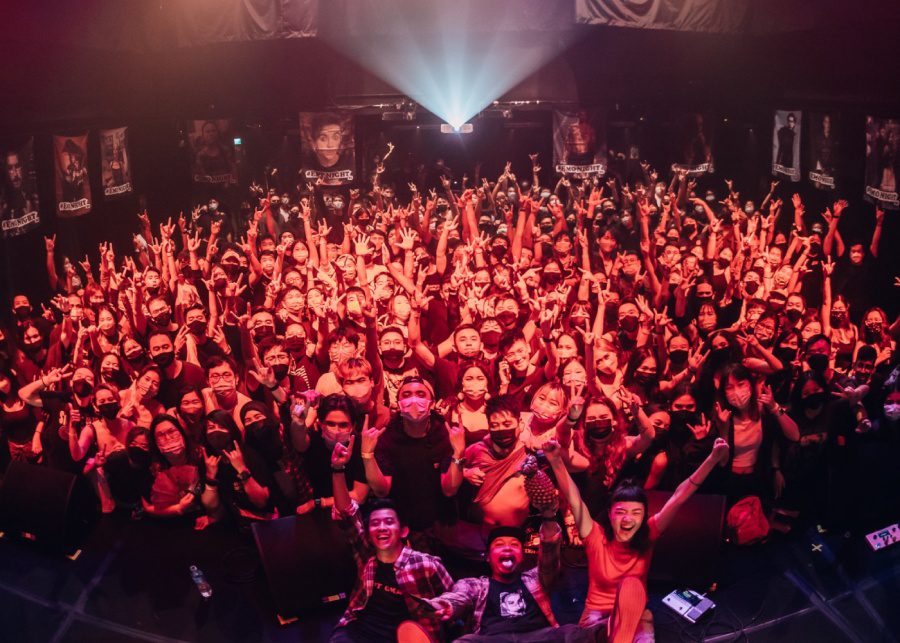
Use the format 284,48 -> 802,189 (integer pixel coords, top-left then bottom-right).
0,149 -> 898,642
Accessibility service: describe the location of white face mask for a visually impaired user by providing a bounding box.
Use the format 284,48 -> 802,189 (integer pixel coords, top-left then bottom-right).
726,386 -> 752,411
398,396 -> 430,422
885,404 -> 900,422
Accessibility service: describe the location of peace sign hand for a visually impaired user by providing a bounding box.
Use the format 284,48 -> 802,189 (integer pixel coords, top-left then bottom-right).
566,382 -> 586,423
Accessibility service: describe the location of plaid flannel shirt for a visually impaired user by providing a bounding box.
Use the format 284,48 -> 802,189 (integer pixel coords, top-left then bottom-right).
334,501 -> 454,640
425,521 -> 562,634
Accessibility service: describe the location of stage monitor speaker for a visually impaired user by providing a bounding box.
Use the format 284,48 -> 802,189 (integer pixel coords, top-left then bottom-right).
252,511 -> 357,620
646,491 -> 725,589
0,461 -> 96,550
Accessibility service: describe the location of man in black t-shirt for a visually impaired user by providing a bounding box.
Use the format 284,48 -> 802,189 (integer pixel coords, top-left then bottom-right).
147,330 -> 207,409
427,522 -> 591,641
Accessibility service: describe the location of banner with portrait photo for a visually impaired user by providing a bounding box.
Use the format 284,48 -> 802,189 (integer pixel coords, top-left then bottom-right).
100,127 -> 133,199
864,116 -> 900,210
772,110 -> 801,182
670,112 -> 715,176
299,112 -> 356,186
553,110 -> 607,178
188,119 -> 238,185
806,112 -> 838,190
54,133 -> 92,217
1,138 -> 40,239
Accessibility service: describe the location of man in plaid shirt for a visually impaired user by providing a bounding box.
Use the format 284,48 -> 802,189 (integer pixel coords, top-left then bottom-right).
330,435 -> 454,643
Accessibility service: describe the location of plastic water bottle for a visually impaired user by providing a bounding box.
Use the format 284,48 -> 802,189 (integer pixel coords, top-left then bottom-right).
190,565 -> 212,599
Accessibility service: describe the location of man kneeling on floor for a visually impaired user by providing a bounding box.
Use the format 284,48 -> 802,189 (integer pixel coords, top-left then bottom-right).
424,514 -> 593,641
329,436 -> 454,643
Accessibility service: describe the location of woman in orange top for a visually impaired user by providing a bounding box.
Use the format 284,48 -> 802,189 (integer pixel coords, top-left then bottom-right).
546,437 -> 730,643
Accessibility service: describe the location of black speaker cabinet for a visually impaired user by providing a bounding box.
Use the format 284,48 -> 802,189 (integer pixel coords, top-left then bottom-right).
252,510 -> 358,621
646,490 -> 725,589
0,461 -> 96,550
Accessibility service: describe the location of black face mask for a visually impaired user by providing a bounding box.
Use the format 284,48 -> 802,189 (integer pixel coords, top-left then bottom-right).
284,337 -> 306,353
491,246 -> 508,260
633,371 -> 655,385
544,272 -> 562,286
126,446 -> 151,468
206,431 -> 233,454
271,364 -> 290,381
151,313 -> 171,327
619,316 -> 639,332
14,305 -> 31,319
381,348 -> 405,364
775,347 -> 798,364
802,392 -> 827,411
829,313 -> 846,327
481,330 -> 501,347
253,326 -> 275,341
436,203 -> 449,214
669,349 -> 688,364
670,410 -> 699,431
585,419 -> 614,441
491,429 -> 518,449
785,308 -> 803,324
496,311 -> 517,326
23,341 -> 43,355
745,281 -> 760,295
807,353 -> 829,374
187,321 -> 206,336
152,350 -> 175,368
124,350 -> 145,365
72,380 -> 93,397
709,346 -> 731,367
97,402 -> 120,420
864,323 -> 883,343
244,419 -> 272,437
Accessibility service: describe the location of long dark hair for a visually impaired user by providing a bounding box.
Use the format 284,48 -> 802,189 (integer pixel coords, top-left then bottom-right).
599,479 -> 652,553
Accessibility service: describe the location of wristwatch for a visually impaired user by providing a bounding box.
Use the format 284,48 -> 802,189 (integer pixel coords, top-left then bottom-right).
236,470 -> 251,483
451,456 -> 466,467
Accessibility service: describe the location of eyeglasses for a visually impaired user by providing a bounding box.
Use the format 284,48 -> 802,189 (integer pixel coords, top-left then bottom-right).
209,372 -> 235,383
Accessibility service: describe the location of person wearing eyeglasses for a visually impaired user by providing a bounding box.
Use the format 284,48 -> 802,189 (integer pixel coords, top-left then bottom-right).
204,357 -> 252,433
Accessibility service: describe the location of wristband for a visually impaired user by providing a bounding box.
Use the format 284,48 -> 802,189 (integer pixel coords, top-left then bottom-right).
204,477 -> 219,487
361,451 -> 375,460
236,470 -> 251,483
332,465 -> 346,473
266,381 -> 282,391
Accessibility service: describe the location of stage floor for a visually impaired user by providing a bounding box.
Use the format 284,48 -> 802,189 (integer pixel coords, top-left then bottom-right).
1,511 -> 898,643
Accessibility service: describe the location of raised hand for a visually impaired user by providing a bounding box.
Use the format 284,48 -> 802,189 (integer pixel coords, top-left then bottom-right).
203,447 -> 220,478
359,415 -> 386,455
331,434 -> 355,469
710,437 -> 730,466
687,413 -> 711,440
758,384 -> 776,412
44,234 -> 56,254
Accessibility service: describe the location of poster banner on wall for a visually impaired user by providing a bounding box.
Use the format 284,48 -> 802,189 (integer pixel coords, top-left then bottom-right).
100,127 -> 133,198
299,112 -> 356,185
188,119 -> 238,185
553,110 -> 607,177
772,110 -> 801,182
806,112 -> 838,190
0,138 -> 40,239
670,112 -> 715,176
54,133 -> 92,217
864,116 -> 900,210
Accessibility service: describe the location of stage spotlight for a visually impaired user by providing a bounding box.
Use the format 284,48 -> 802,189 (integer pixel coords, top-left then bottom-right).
440,123 -> 473,134
323,1 -> 571,128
